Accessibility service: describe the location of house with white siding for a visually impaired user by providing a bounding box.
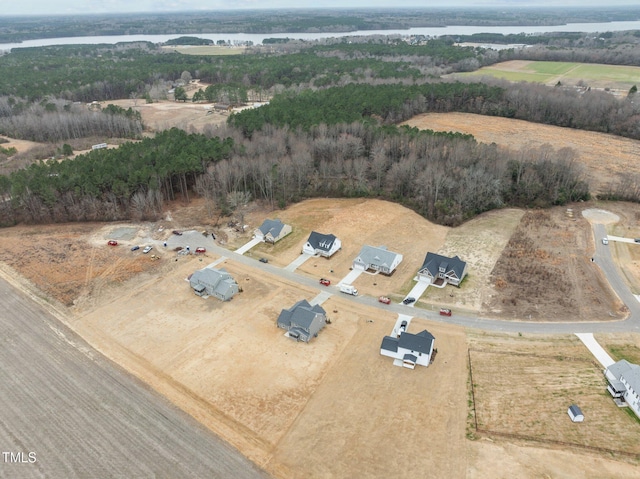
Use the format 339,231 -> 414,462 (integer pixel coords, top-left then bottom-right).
605,359 -> 640,418
380,329 -> 435,369
255,219 -> 292,243
302,231 -> 341,257
417,252 -> 468,287
353,245 -> 402,275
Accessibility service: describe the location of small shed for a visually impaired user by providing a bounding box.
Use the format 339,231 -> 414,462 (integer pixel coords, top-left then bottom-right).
567,404 -> 584,422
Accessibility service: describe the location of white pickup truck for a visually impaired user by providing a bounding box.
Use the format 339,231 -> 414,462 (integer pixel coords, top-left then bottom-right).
339,284 -> 358,296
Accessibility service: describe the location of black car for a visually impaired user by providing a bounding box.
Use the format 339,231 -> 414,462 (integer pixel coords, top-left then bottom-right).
259,258 -> 268,263
131,245 -> 140,251
635,239 -> 640,243
402,297 -> 416,305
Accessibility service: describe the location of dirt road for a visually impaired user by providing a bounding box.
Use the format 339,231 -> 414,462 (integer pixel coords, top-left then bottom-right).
0,275 -> 269,479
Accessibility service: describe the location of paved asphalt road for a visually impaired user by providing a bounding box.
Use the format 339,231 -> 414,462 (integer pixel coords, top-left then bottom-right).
203,225 -> 640,335
2,223 -> 636,478
0,277 -> 270,479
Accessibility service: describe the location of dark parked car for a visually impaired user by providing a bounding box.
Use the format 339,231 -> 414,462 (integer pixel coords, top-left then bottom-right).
402,297 -> 416,305
259,258 -> 268,263
172,230 -> 183,235
131,245 -> 140,251
107,240 -> 118,246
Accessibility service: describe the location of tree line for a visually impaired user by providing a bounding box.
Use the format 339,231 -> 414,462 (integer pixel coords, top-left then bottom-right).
0,128 -> 232,225
0,98 -> 143,143
229,81 -> 640,140
0,117 -> 588,227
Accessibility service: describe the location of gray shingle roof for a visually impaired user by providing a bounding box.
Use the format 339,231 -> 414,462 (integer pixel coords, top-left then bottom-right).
398,330 -> 435,354
356,245 -> 401,269
608,359 -> 640,393
307,231 -> 337,252
190,267 -> 238,299
380,336 -> 399,353
420,252 -> 466,279
277,299 -> 326,332
259,219 -> 286,237
403,353 -> 418,363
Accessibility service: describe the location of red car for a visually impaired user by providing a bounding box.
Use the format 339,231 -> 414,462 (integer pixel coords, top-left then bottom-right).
439,308 -> 452,316
319,278 -> 331,286
378,296 -> 391,305
195,247 -> 206,254
107,240 -> 118,246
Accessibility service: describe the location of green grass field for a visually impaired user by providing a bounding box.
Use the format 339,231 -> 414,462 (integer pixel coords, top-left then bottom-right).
456,61 -> 640,91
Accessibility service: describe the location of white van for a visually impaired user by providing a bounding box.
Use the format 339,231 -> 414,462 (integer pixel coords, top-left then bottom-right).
339,284 -> 358,296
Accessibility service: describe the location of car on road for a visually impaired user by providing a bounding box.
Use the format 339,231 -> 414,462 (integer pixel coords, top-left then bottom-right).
195,247 -> 206,254
143,246 -> 153,254
635,239 -> 640,244
378,296 -> 391,305
439,308 -> 452,316
402,297 -> 416,305
259,257 -> 268,263
107,240 -> 118,246
319,278 -> 331,286
602,238 -> 609,245
172,230 -> 183,235
130,245 -> 140,251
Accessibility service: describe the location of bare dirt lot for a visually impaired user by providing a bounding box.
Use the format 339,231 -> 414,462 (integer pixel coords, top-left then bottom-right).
3,197 -> 640,478
106,97 -> 229,133
401,112 -> 640,195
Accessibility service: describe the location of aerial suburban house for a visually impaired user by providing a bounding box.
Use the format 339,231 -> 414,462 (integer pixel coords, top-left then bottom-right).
352,245 -> 403,275
417,252 -> 468,287
605,359 -> 640,418
255,219 -> 292,244
302,231 -> 342,258
189,267 -> 239,301
380,329 -> 435,369
277,299 -> 327,342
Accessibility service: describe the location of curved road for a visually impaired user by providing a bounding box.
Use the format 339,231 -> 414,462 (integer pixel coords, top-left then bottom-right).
207,224 -> 640,334
2,221 -> 635,477
0,276 -> 270,479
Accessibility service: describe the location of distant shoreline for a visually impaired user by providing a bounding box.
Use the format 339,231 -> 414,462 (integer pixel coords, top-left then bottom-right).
2,19 -> 640,52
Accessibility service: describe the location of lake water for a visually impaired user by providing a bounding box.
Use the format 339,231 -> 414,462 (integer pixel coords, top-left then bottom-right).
2,20 -> 640,51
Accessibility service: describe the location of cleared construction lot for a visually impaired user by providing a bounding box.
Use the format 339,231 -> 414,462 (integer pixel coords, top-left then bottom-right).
3,197 -> 640,477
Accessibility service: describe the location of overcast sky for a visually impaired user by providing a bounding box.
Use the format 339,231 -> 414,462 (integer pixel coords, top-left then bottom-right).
4,1 -> 640,16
